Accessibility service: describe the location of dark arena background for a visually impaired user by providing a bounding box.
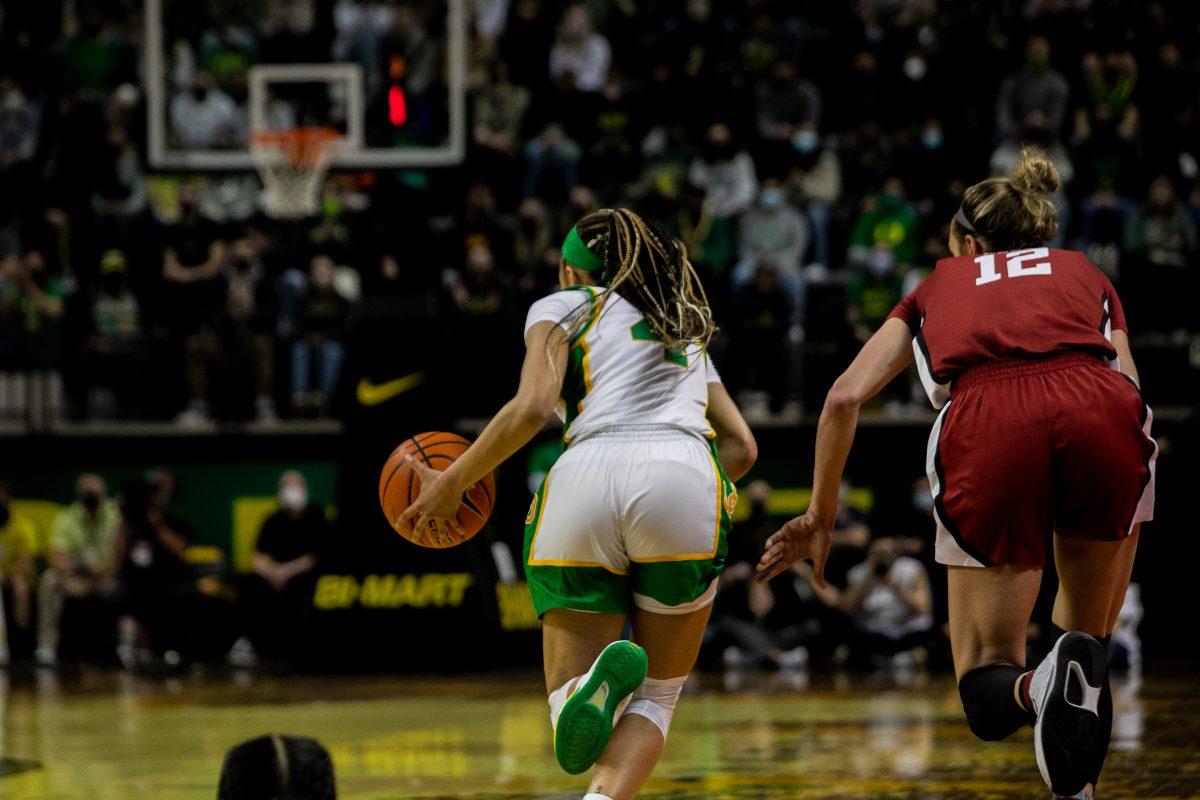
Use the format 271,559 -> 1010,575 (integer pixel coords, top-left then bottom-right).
0,1 -> 1198,798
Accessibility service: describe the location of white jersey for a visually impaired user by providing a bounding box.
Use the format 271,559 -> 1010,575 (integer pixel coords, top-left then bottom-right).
524,287 -> 720,444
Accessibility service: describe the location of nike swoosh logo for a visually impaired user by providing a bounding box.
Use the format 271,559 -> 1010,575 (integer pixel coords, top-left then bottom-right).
356,371 -> 427,406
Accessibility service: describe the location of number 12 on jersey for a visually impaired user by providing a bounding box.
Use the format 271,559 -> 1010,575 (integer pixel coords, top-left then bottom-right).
975,247 -> 1052,286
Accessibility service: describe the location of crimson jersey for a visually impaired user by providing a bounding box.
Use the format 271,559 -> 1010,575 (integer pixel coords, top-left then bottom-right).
889,247 -> 1127,408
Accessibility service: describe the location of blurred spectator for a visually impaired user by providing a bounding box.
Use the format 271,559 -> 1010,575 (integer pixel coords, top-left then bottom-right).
0,248 -> 66,423
37,473 -> 121,665
0,249 -> 66,364
87,250 -> 143,417
896,476 -> 946,632
1125,176 -> 1198,332
755,61 -> 822,172
0,83 -> 41,169
62,5 -> 137,96
235,471 -> 324,662
1080,50 -> 1138,135
549,6 -> 611,92
637,122 -> 693,202
169,72 -> 241,149
0,482 -> 37,664
472,61 -> 530,195
733,178 -> 810,327
990,118 -> 1075,190
784,127 -> 842,267
710,482 -> 825,670
582,71 -> 641,198
688,123 -> 758,219
822,482 -> 872,589
181,237 -> 277,425
846,245 -> 905,344
810,536 -> 934,667
94,86 -> 147,236
450,244 -> 507,314
113,479 -> 192,667
161,186 -> 227,336
456,183 -> 515,270
514,198 -> 554,293
848,178 -> 919,269
291,256 -> 350,415
996,36 -> 1070,137
667,181 -> 737,290
525,124 -> 582,204
473,61 -> 530,157
146,469 -> 195,540
728,264 -> 791,415
500,0 -> 556,87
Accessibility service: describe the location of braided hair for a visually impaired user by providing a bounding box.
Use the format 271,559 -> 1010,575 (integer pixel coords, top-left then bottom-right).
568,208 -> 715,352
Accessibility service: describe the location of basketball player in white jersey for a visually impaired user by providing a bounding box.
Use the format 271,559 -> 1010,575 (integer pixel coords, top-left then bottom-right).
401,208 -> 756,800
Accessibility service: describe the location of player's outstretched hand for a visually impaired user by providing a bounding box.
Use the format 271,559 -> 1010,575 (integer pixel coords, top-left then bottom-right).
397,456 -> 467,547
756,510 -> 832,587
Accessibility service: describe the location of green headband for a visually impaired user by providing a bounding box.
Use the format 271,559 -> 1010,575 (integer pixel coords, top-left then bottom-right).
561,225 -> 605,273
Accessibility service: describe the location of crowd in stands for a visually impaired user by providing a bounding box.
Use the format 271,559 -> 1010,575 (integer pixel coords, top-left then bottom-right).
0,465 -> 1145,673
707,479 -> 938,673
0,0 -> 1197,426
0,469 -> 324,668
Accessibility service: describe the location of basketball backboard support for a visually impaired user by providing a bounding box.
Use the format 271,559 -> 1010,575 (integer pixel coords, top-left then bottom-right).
144,0 -> 467,171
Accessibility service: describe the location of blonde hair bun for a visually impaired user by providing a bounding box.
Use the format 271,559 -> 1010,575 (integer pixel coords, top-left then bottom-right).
1009,149 -> 1061,197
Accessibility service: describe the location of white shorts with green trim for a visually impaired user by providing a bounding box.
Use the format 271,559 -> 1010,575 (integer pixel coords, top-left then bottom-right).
523,427 -> 736,617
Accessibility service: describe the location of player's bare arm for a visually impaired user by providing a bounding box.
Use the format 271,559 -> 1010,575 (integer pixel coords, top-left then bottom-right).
1110,329 -> 1141,387
705,381 -> 757,481
401,321 -> 568,541
756,317 -> 914,585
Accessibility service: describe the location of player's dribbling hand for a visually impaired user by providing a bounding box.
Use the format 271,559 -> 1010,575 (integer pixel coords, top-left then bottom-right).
397,457 -> 468,547
755,510 -> 832,587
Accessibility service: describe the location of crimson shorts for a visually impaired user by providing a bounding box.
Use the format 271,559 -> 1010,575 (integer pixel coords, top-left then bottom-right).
928,353 -> 1156,568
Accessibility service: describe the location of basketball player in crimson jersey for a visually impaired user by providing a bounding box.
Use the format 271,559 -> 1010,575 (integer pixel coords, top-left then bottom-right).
758,151 -> 1155,800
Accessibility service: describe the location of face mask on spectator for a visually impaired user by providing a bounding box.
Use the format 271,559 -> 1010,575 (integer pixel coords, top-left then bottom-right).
80,490 -> 102,511
280,484 -> 307,511
760,188 -> 784,209
913,493 -> 935,512
903,56 -> 927,81
868,249 -> 894,275
792,130 -> 819,153
920,128 -> 943,150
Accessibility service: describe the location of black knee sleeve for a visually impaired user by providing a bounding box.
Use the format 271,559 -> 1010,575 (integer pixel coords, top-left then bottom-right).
958,665 -> 1036,741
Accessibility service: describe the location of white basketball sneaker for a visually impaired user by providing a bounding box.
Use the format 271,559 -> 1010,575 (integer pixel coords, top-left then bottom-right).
1027,631 -> 1108,798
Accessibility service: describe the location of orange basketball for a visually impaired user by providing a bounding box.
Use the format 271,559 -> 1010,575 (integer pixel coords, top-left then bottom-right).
378,431 -> 496,548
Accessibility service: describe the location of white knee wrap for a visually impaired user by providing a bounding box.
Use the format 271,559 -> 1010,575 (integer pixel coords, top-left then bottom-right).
623,675 -> 686,739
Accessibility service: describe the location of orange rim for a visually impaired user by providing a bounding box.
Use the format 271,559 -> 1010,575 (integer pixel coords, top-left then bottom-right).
250,126 -> 340,167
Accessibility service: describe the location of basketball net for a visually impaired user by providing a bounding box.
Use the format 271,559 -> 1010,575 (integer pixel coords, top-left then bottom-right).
250,127 -> 340,219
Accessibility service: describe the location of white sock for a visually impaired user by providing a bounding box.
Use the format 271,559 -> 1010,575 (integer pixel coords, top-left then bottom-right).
583,794 -> 614,800
549,645 -> 614,729
548,675 -> 582,729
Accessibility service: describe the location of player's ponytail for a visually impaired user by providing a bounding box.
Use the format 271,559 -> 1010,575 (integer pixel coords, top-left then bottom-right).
952,149 -> 1061,251
568,208 -> 714,352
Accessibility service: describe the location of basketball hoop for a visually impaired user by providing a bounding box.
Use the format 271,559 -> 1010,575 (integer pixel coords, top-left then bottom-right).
250,127 -> 340,219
